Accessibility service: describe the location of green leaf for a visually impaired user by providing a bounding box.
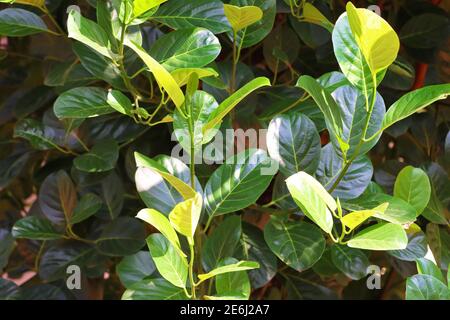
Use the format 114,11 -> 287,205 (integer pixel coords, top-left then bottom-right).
330,244 -> 370,280
146,233 -> 188,288
264,217 -> 325,272
74,139 -> 119,173
0,229 -> 14,271
0,278 -> 19,300
316,144 -> 373,200
70,193 -> 102,224
332,13 -> 385,94
215,257 -> 251,300
133,0 -> 167,17
266,113 -> 321,177
0,8 -> 48,37
302,3 -> 333,32
388,231 -> 428,262
394,166 -> 431,216
330,85 -> 385,159
296,75 -> 348,154
67,9 -> 116,60
346,3 -> 399,73
400,13 -> 449,49
14,119 -> 61,150
204,149 -> 276,217
203,77 -> 270,134
343,193 -> 417,225
422,183 -> 447,224
382,84 -> 450,131
117,251 -> 156,288
169,193 -> 202,240
107,90 -> 133,116
136,208 -> 183,256
285,171 -> 335,234
228,0 -> 276,48
135,152 -> 197,202
0,0 -> 45,9
341,203 -> 389,232
153,0 -> 231,34
38,170 -> 77,225
202,215 -> 241,271
173,90 -> 220,154
223,4 -> 262,32
96,217 -> 145,256
197,260 -> 259,282
235,223 -> 277,289
406,274 -> 450,300
347,223 -> 408,251
125,39 -> 185,110
54,87 -> 112,119
135,154 -> 201,215
150,28 -> 221,72
416,258 -> 445,283
39,243 -> 94,281
98,172 -> 124,220
122,278 -> 188,300
12,216 -> 63,240
171,68 -> 218,87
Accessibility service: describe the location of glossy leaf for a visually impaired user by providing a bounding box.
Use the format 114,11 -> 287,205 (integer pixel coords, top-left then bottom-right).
406,274 -> 450,300
169,193 -> 202,239
107,90 -> 133,116
394,166 -> 431,216
330,244 -> 370,280
150,28 -> 221,72
54,87 -> 111,119
74,139 -> 119,172
70,193 -> 102,224
0,8 -> 48,37
347,223 -> 408,251
146,233 -> 188,288
12,216 -> 63,240
116,251 -> 156,288
197,260 -> 259,282
14,119 -> 62,150
215,257 -> 250,300
416,258 -> 445,283
388,231 -> 428,262
223,4 -> 262,32
264,217 -> 325,272
286,171 -> 335,234
122,278 -> 188,300
204,149 -> 276,217
266,113 -> 321,176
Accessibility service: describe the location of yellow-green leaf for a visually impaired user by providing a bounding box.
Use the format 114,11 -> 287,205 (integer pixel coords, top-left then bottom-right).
224,4 -> 263,33
169,193 -> 202,240
302,3 -> 333,32
341,203 -> 389,232
197,261 -> 259,282
346,2 -> 399,73
133,0 -> 167,17
125,40 -> 185,110
136,208 -> 186,257
134,152 -> 196,200
171,68 -> 218,87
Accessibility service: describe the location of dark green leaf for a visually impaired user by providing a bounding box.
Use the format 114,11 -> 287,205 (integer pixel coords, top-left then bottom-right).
12,216 -> 63,240
330,244 -> 370,280
74,139 -> 119,172
117,251 -> 156,288
122,278 -> 188,300
70,193 -> 102,224
54,87 -> 112,119
406,274 -> 450,300
0,8 -> 48,37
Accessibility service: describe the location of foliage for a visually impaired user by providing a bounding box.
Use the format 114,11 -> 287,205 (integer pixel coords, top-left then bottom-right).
0,0 -> 449,300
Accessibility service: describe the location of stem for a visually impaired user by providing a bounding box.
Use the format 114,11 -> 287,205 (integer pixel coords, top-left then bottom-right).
188,242 -> 196,299
231,31 -> 238,93
34,240 -> 46,271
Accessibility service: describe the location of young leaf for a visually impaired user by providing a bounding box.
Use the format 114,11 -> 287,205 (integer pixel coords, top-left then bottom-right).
53,87 -> 112,119
136,208 -> 181,248
133,0 -> 167,17
124,39 -> 185,110
266,113 -> 321,177
168,193 -> 202,240
70,193 -> 102,224
341,203 -> 389,232
346,3 -> 399,73
285,171 -> 335,234
67,9 -> 116,60
264,218 -> 325,272
394,166 -> 431,216
12,216 -> 64,240
146,233 -> 188,288
135,152 -> 196,200
0,8 -> 48,37
197,260 -> 259,282
223,4 -> 262,32
302,3 -> 333,32
382,84 -> 450,131
171,68 -> 218,87
202,77 -> 270,134
347,223 -> 408,251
